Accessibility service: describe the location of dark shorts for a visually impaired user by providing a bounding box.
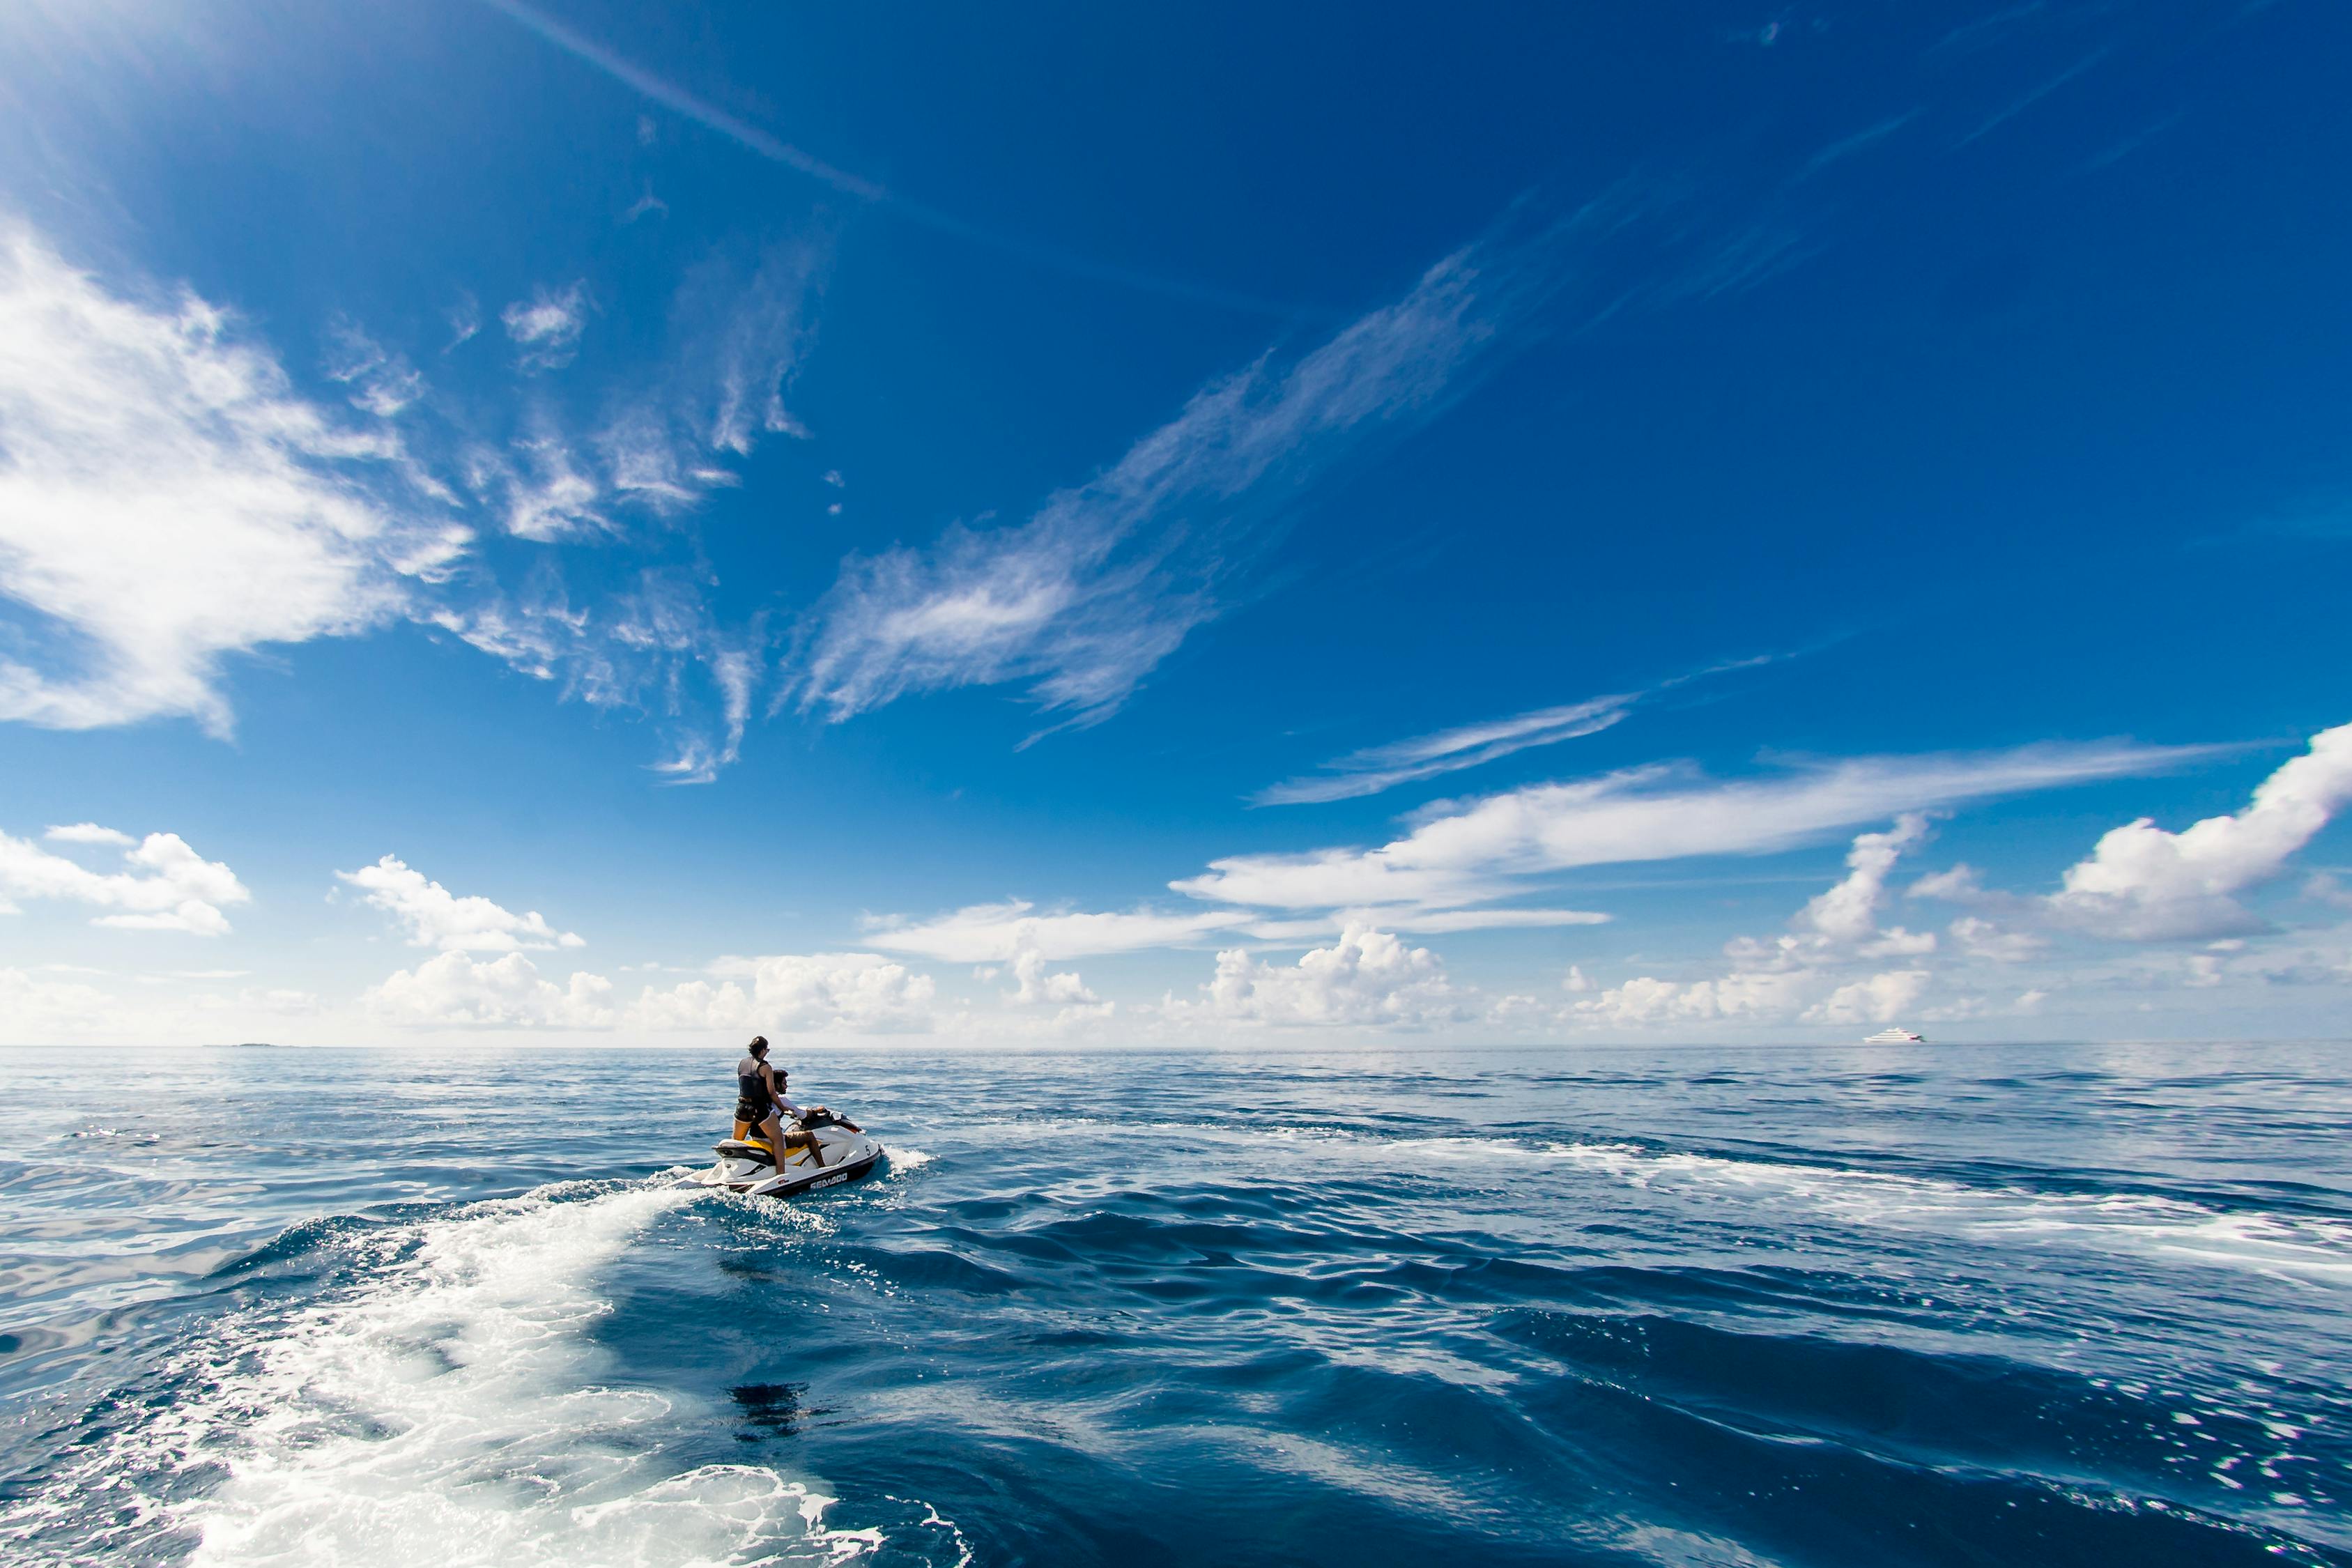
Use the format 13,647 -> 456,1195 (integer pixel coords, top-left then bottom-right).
735,1100 -> 772,1125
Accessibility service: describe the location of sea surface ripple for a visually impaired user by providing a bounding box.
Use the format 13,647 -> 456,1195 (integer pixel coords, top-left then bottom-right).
0,1041 -> 2346,1566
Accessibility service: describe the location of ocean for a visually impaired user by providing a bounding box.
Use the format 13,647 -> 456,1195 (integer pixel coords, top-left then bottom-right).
0,1041 -> 2344,1567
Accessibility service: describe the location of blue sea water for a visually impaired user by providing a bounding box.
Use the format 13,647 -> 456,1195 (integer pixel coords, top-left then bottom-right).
0,1043 -> 2346,1567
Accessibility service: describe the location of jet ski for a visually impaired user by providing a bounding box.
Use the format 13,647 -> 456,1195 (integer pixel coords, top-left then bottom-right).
687,1119 -> 886,1199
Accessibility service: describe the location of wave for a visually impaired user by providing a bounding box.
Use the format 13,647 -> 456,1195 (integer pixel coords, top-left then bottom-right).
0,1180 -> 925,1567
951,1112 -> 2352,1284
1529,1141 -> 2352,1284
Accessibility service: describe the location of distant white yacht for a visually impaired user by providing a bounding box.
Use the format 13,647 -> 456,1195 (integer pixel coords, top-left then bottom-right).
1863,1027 -> 1925,1043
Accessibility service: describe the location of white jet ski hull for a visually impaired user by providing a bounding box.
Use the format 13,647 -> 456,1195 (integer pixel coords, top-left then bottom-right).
687,1123 -> 886,1199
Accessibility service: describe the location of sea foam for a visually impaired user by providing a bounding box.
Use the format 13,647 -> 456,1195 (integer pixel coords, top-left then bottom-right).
10,1181 -> 884,1568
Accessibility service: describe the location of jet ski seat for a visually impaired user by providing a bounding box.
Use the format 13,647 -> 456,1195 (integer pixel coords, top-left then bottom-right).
716,1136 -> 824,1167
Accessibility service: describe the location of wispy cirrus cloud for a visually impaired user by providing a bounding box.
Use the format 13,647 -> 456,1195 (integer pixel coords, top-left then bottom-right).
500,280 -> 588,371
794,199 -> 1636,734
1254,653 -> 1790,806
430,570 -> 768,785
1255,694 -> 1638,807
863,900 -> 1246,964
1181,740 -> 2213,913
0,216 -> 812,779
863,896 -> 1609,966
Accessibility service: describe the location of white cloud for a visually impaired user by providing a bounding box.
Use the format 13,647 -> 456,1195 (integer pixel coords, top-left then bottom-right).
2306,873 -> 2352,912
1907,863 -> 1983,900
864,900 -> 1246,963
1171,925 -> 1466,1027
1573,820 -> 1946,1030
1006,949 -> 1105,1013
445,293 -> 481,349
795,208 -> 1594,731
321,318 -> 426,417
1365,906 -> 1611,935
631,952 -> 936,1033
863,896 -> 1606,967
1793,813 -> 1932,944
1572,964 -> 1923,1029
500,281 -> 588,371
1252,655 -> 1787,807
431,572 -> 764,782
1257,693 -> 1640,806
365,951 -> 617,1028
1803,969 -> 1930,1026
362,948 -> 939,1033
0,826 -> 249,935
0,224 -> 468,734
1949,914 -> 2046,962
0,966 -> 114,1040
337,854 -> 585,951
2045,722 -> 2352,941
466,430 -> 606,541
1179,742 -> 2199,912
45,822 -> 134,846
1575,969 -> 1821,1027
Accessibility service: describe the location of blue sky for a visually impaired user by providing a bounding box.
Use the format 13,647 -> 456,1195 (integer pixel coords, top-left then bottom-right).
1,0 -> 2347,1046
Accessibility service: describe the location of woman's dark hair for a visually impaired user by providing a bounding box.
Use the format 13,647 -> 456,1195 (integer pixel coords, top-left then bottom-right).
748,1036 -> 769,1056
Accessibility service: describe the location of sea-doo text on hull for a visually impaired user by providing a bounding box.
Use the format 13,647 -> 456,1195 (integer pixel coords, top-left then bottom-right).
686,1121 -> 886,1198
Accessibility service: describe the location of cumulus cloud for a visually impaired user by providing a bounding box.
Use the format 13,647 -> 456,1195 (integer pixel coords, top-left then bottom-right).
0,826 -> 249,935
337,854 -> 585,951
631,952 -> 937,1033
1180,741 -> 2199,913
794,203 -> 1611,732
363,948 -> 938,1032
1572,819 -> 1944,1031
365,951 -> 617,1027
2045,722 -> 2352,941
1949,914 -> 2046,962
1804,969 -> 1930,1026
1004,950 -> 1105,1014
1171,925 -> 1466,1027
1572,965 -> 1928,1029
1575,968 -> 1822,1027
0,225 -> 468,734
500,281 -> 588,370
1792,813 -> 1933,944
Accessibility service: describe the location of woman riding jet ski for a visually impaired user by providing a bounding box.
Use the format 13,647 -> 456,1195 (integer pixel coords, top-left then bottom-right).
688,1036 -> 885,1198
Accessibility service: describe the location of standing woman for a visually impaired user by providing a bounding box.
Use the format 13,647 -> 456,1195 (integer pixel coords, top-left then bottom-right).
735,1036 -> 784,1148
733,1036 -> 823,1167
